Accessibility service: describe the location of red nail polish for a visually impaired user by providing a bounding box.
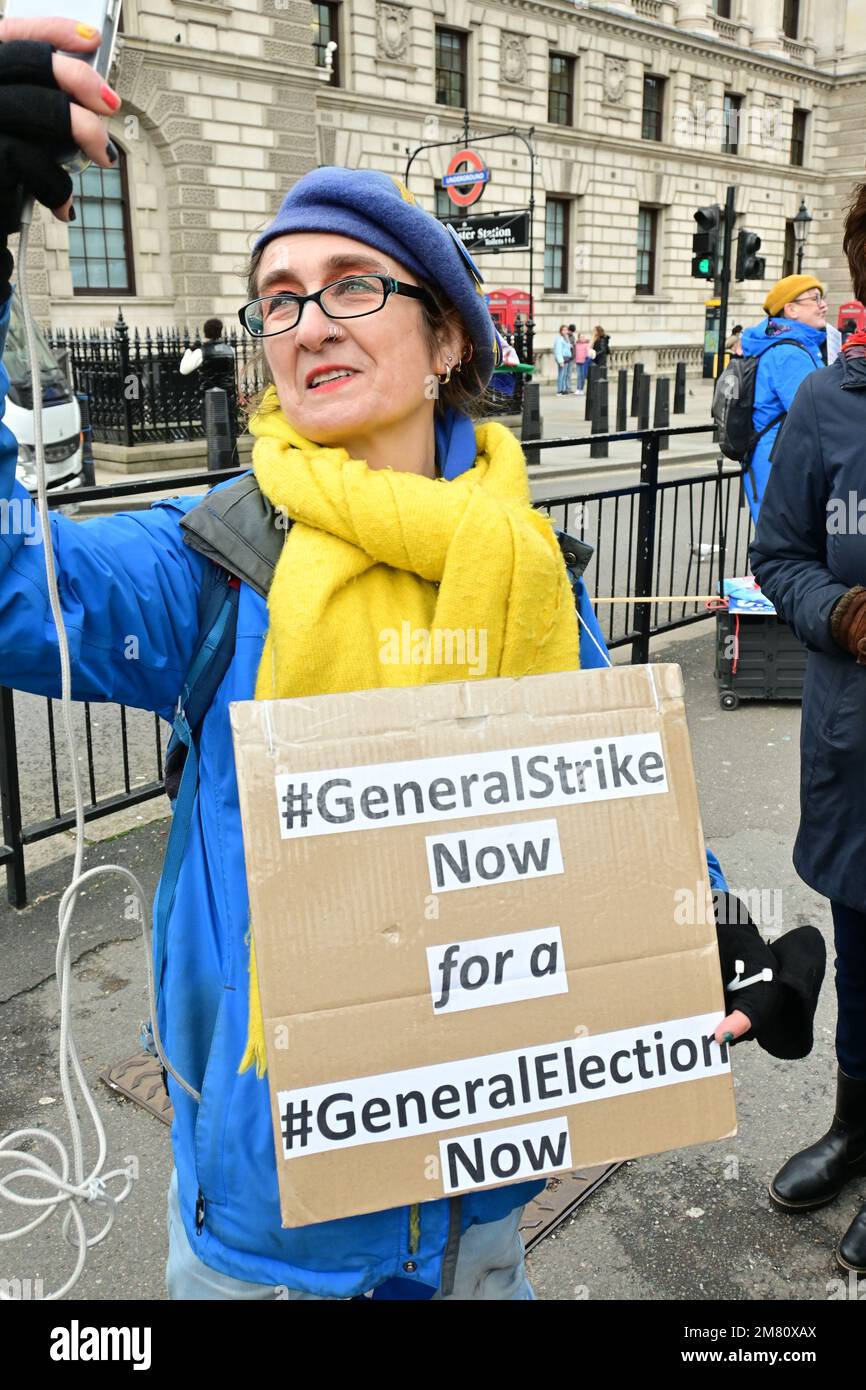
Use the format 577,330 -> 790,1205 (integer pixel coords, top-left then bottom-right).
101,84 -> 121,111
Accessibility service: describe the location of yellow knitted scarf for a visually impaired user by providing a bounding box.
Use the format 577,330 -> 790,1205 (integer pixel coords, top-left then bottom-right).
238,387 -> 580,1076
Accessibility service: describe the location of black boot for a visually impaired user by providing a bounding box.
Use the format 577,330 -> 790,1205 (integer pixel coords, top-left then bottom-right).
769,1068 -> 866,1212
837,1200 -> 866,1275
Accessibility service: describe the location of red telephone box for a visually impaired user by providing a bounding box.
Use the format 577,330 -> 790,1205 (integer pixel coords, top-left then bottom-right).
837,300 -> 866,333
486,289 -> 532,333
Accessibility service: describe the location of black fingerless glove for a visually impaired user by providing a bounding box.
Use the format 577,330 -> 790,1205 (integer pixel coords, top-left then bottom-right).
0,38 -> 76,298
713,891 -> 825,1061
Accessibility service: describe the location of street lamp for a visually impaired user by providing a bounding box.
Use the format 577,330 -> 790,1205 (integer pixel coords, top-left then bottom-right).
792,197 -> 812,275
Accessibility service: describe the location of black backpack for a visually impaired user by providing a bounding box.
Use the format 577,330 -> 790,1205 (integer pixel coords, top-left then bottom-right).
712,339 -> 811,465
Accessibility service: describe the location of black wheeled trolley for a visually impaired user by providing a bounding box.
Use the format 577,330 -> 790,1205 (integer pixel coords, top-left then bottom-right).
714,578 -> 807,711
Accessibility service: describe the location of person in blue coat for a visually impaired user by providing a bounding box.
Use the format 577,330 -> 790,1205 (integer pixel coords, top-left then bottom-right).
0,16 -> 824,1302
739,274 -> 826,524
750,188 -> 866,1277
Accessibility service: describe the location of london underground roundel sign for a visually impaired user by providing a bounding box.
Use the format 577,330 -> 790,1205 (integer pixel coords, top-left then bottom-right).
442,148 -> 490,208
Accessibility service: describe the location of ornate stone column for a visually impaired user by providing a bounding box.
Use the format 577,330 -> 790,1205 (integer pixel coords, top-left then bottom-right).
675,0 -> 713,34
751,0 -> 785,54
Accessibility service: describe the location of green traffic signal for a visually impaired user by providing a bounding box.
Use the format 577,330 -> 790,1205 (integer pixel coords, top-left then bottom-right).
692,204 -> 721,281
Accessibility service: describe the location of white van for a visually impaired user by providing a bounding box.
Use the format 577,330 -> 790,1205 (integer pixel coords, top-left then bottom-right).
5,294 -> 83,492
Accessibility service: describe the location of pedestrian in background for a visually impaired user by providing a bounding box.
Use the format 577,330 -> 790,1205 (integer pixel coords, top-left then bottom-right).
739,275 -> 826,522
750,191 -> 866,1280
574,333 -> 590,393
180,317 -> 239,462
725,324 -> 743,357
592,324 -> 610,370
553,323 -> 572,394
565,323 -> 577,392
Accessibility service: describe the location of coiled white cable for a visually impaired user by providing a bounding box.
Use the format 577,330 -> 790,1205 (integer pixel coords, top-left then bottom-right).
0,200 -> 197,1300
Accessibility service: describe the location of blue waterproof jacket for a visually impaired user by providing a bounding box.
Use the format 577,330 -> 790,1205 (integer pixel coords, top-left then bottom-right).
739,317 -> 825,523
0,295 -> 615,1296
751,349 -> 866,912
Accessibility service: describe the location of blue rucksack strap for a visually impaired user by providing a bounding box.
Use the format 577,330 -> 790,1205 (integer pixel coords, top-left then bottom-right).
154,565 -> 239,1002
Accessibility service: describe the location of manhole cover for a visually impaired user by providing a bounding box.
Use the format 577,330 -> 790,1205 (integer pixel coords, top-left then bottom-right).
520,1163 -> 622,1252
100,1053 -> 173,1126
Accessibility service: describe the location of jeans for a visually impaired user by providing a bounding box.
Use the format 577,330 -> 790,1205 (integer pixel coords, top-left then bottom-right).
165,1169 -> 536,1300
831,902 -> 866,1078
556,362 -> 570,393
576,360 -> 589,391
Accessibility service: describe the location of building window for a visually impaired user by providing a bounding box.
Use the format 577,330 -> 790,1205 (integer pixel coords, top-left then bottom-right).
642,75 -> 664,141
312,3 -> 340,86
782,0 -> 800,39
713,0 -> 732,16
434,185 -> 452,219
68,151 -> 135,295
636,206 -> 658,296
435,28 -> 467,108
790,108 -> 808,166
722,92 -> 742,154
783,220 -> 797,279
544,198 -> 569,293
548,54 -> 575,126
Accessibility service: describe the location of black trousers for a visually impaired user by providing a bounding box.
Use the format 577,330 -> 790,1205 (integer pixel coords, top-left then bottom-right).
831,902 -> 866,1079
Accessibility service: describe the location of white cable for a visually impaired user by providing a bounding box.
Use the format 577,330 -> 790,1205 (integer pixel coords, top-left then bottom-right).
0,202 -> 196,1301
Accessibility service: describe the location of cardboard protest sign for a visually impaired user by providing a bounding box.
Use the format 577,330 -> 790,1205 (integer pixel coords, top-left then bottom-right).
230,665 -> 736,1227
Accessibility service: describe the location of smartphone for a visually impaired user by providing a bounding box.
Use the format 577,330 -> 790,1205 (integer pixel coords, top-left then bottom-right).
2,0 -> 123,171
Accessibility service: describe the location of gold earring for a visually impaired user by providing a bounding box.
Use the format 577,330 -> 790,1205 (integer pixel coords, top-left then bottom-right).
437,355 -> 453,385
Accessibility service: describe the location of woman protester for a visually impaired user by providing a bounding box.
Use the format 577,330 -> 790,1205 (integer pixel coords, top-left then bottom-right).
750,185 -> 866,1278
0,16 -> 823,1301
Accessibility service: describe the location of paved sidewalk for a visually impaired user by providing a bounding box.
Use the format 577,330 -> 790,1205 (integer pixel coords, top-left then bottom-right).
528,376 -> 717,483
0,623 -> 850,1302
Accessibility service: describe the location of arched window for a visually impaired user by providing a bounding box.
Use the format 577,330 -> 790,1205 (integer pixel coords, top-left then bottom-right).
68,147 -> 136,295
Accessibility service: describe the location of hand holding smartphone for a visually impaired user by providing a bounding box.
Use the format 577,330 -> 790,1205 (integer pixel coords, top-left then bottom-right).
1,0 -> 122,171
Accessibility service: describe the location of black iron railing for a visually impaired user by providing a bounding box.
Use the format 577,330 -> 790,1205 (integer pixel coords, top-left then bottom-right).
46,313 -> 263,447
0,425 -> 750,907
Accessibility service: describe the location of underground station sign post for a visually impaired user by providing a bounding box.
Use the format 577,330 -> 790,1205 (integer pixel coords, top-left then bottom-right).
230,667 -> 736,1228
442,147 -> 489,208
438,209 -> 531,255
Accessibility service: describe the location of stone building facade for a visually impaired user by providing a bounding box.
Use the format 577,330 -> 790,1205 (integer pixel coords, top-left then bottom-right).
28,1 -> 866,376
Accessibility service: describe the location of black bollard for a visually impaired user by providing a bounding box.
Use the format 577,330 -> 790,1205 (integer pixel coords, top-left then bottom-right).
630,362 -> 645,417
584,362 -> 597,422
205,388 -> 234,472
673,361 -> 687,415
654,376 -> 670,451
521,382 -> 542,467
637,372 -> 651,432
75,392 -> 96,487
616,368 -> 628,433
590,370 -> 609,459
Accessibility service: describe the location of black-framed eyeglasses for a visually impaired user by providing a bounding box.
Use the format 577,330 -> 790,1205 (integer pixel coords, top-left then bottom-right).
237,274 -> 435,337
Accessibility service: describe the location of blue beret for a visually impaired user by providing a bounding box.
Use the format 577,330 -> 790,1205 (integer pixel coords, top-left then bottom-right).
253,166 -> 499,392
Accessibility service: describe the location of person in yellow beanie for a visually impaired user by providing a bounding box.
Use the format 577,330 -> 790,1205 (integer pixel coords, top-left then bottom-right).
739,274 -> 826,522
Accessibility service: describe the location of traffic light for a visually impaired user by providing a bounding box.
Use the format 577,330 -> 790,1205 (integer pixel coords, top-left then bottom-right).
692,204 -> 721,280
736,230 -> 766,281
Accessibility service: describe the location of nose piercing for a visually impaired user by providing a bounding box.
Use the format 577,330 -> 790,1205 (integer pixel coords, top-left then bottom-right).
327,325 -> 343,341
